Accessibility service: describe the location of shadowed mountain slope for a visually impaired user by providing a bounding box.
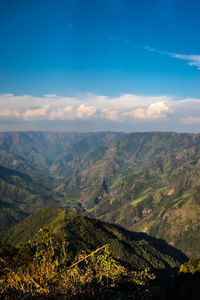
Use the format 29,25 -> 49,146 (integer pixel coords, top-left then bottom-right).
0,207 -> 188,274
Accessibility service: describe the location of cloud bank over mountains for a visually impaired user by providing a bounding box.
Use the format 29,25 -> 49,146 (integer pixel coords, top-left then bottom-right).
0,93 -> 199,131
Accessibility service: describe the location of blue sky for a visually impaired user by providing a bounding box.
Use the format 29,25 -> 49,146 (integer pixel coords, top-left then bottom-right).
0,0 -> 200,131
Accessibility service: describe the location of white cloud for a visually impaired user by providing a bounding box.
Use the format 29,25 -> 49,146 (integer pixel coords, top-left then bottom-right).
104,35 -> 200,72
140,43 -> 200,71
0,109 -> 13,118
0,109 -> 20,118
50,104 -> 97,120
101,109 -> 119,120
122,102 -> 173,121
4,93 -> 14,97
50,106 -> 74,120
22,105 -> 49,120
141,44 -> 200,71
75,104 -> 97,119
170,53 -> 200,70
43,94 -> 57,98
180,116 -> 200,124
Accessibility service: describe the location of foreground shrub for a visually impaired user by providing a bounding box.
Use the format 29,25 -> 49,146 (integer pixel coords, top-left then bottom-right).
0,226 -> 155,299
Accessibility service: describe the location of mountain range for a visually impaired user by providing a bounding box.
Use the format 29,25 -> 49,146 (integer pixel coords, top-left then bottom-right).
0,131 -> 200,257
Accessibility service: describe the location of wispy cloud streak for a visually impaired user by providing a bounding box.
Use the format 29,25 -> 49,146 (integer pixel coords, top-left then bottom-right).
170,54 -> 200,69
108,34 -> 200,71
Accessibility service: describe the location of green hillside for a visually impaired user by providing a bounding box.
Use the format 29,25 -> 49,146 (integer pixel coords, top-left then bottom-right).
0,207 -> 187,272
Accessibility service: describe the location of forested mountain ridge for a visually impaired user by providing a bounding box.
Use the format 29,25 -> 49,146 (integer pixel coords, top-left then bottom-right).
0,207 -> 187,271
